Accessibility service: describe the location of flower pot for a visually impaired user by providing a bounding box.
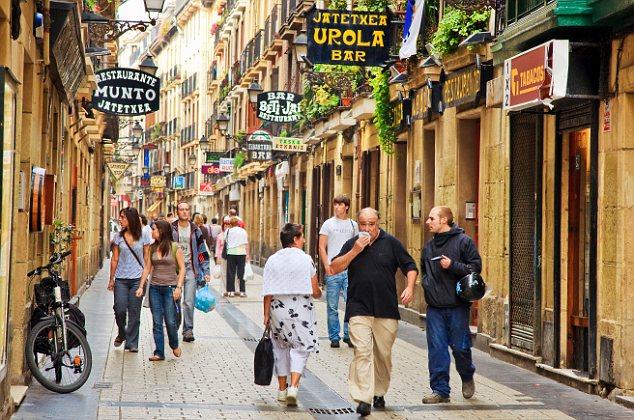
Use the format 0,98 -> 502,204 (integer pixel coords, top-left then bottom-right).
341,97 -> 352,107
442,44 -> 492,72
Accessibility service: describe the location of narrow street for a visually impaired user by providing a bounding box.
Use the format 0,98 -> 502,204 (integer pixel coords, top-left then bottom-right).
13,261 -> 632,420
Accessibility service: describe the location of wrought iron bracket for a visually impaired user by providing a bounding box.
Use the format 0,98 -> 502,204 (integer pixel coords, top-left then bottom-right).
89,19 -> 157,42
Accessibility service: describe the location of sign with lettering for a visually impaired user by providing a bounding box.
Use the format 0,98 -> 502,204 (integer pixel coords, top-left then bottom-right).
106,162 -> 131,181
257,91 -> 302,122
503,40 -> 569,111
442,65 -> 492,109
150,175 -> 166,188
201,163 -> 220,175
247,130 -> 273,161
272,137 -> 308,153
172,175 -> 185,189
307,8 -> 391,66
219,158 -> 235,173
205,151 -> 222,163
92,68 -> 161,116
199,181 -> 214,195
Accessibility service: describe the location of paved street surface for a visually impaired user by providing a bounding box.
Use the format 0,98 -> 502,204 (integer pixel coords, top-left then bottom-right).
14,260 -> 633,419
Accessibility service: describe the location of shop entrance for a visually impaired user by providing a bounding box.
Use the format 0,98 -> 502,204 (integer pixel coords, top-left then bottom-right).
565,128 -> 591,371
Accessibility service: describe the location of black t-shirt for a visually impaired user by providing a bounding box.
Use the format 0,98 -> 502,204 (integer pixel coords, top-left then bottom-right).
333,229 -> 418,321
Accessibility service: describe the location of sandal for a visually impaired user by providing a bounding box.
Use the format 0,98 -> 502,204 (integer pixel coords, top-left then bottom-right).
173,347 -> 182,358
148,355 -> 164,361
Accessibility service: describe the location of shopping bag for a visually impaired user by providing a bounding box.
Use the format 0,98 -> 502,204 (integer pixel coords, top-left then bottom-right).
194,285 -> 216,313
253,326 -> 274,386
244,262 -> 254,282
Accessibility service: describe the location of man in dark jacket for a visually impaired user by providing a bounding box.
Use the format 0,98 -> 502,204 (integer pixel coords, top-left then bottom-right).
421,206 -> 481,404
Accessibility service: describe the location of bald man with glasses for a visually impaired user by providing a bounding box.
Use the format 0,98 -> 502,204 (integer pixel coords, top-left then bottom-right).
331,208 -> 418,417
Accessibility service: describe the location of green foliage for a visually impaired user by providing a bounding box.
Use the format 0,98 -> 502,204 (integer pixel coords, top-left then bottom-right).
233,151 -> 246,171
151,123 -> 162,139
49,220 -> 74,255
430,7 -> 491,58
369,69 -> 396,154
279,129 -> 290,138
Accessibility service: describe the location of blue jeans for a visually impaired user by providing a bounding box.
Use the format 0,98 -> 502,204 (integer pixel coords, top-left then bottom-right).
426,306 -> 475,397
326,271 -> 349,342
149,285 -> 180,358
182,268 -> 197,334
113,278 -> 143,349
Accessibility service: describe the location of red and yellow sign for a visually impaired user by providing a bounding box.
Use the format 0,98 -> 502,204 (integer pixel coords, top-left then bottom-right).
503,40 -> 569,111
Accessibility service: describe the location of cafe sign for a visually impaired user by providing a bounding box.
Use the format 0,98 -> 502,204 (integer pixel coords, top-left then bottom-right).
247,130 -> 273,161
307,8 -> 391,66
441,65 -> 492,109
257,91 -> 302,122
92,68 -> 160,116
272,137 -> 308,153
503,40 -> 569,111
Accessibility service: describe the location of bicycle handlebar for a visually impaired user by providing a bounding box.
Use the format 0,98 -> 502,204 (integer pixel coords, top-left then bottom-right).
27,251 -> 72,276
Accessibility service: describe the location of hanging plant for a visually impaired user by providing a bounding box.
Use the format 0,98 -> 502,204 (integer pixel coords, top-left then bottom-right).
49,219 -> 74,255
233,151 -> 246,171
430,7 -> 491,58
369,69 -> 396,154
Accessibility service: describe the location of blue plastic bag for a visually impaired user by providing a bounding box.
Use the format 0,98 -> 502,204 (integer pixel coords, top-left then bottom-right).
194,285 -> 216,313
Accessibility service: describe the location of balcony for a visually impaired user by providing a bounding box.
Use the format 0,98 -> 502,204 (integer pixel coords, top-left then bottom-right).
239,31 -> 264,84
279,0 -> 312,40
180,124 -> 197,146
263,4 -> 283,58
207,66 -> 219,93
230,60 -> 242,88
505,0 -> 556,26
181,73 -> 198,99
165,118 -> 180,137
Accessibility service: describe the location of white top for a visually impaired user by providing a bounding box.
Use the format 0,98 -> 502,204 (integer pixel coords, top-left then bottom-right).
142,225 -> 154,244
262,247 -> 316,296
225,226 -> 248,248
177,224 -> 192,268
319,216 -> 359,263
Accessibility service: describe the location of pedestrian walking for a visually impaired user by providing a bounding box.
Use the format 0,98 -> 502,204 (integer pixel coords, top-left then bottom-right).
262,223 -> 322,407
319,195 -> 358,348
171,201 -> 211,342
229,206 -> 245,228
108,207 -> 152,352
140,214 -> 154,244
193,213 -> 212,254
216,217 -> 231,295
207,216 -> 222,259
140,220 -> 185,361
225,217 -> 250,297
420,206 -> 482,404
330,208 -> 418,417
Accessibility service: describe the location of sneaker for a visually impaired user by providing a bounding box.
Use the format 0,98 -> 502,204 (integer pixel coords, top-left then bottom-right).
343,337 -> 354,348
183,331 -> 195,342
330,340 -> 340,348
239,292 -> 246,297
423,392 -> 450,404
356,401 -> 371,417
228,292 -> 235,297
286,386 -> 298,406
373,395 -> 385,409
277,388 -> 287,402
462,379 -> 475,399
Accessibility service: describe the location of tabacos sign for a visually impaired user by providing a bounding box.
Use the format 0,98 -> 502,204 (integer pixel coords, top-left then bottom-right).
307,7 -> 391,66
257,91 -> 302,123
92,68 -> 160,116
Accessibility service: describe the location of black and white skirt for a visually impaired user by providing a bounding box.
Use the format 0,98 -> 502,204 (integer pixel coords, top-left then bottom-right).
270,294 -> 319,353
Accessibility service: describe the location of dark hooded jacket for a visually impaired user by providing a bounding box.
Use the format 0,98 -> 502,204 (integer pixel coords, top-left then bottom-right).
421,225 -> 482,308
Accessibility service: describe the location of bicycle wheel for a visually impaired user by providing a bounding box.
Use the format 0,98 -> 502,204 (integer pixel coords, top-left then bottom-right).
25,318 -> 93,393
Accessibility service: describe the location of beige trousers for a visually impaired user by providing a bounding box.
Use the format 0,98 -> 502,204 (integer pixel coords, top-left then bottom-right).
348,316 -> 399,404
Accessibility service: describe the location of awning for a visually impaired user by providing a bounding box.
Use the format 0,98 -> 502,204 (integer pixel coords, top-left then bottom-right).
146,200 -> 163,215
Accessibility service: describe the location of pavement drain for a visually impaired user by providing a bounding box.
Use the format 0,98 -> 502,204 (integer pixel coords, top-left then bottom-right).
93,382 -> 114,389
308,407 -> 356,415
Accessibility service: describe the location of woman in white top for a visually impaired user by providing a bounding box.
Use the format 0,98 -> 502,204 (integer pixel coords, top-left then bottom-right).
225,217 -> 250,297
262,223 -> 322,407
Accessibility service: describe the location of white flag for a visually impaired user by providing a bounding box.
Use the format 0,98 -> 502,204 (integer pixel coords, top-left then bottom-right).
399,0 -> 426,60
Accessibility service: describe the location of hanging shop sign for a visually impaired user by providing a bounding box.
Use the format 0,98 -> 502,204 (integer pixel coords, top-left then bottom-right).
306,8 -> 392,66
272,137 -> 308,153
219,158 -> 235,173
92,68 -> 160,116
172,175 -> 185,190
106,162 -> 131,181
503,40 -> 569,111
257,91 -> 302,122
205,151 -> 222,163
150,175 -> 166,188
392,96 -> 412,133
199,181 -> 214,196
247,130 -> 273,161
441,64 -> 493,109
201,163 -> 220,175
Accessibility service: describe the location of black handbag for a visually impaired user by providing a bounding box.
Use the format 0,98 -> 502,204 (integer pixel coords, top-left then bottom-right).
221,230 -> 229,260
253,326 -> 274,386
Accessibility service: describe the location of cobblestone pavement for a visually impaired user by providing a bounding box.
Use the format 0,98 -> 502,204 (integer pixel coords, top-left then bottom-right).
15,261 -> 633,419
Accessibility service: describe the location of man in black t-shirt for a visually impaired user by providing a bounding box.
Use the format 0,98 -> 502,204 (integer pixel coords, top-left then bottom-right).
331,208 -> 418,417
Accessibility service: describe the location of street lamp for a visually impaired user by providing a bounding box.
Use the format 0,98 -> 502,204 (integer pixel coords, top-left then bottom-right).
216,114 -> 230,134
139,54 -> 158,76
199,135 -> 209,152
144,0 -> 165,14
82,0 -> 166,42
293,32 -> 309,65
163,164 -> 171,175
247,80 -> 263,104
188,152 -> 197,166
132,121 -> 144,139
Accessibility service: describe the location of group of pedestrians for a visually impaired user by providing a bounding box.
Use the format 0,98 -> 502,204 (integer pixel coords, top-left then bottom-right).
261,196 -> 482,417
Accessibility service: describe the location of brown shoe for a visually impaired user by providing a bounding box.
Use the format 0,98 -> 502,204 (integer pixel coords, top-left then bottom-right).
423,393 -> 450,404
114,335 -> 124,347
148,355 -> 164,361
173,347 -> 182,357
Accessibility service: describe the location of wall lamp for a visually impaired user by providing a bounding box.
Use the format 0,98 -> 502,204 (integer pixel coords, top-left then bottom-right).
82,0 -> 166,42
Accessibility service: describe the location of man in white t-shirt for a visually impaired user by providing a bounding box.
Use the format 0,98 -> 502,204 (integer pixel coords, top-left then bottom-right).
319,195 -> 358,348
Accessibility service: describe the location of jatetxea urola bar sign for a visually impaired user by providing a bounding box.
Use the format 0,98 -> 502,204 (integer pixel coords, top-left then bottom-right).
92,68 -> 161,116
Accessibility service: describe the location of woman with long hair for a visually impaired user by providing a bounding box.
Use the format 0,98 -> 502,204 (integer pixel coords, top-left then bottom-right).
262,223 -> 322,406
108,207 -> 151,352
141,220 -> 185,361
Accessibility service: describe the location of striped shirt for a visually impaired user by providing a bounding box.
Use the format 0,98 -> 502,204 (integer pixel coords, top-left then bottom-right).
113,234 -> 151,279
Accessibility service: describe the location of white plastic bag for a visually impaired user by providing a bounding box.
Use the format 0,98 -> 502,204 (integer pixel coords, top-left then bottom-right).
244,262 -> 254,281
212,264 -> 223,280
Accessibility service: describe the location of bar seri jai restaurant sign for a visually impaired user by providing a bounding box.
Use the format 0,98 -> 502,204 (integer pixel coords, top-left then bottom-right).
307,7 -> 391,66
92,68 -> 160,116
257,91 -> 302,122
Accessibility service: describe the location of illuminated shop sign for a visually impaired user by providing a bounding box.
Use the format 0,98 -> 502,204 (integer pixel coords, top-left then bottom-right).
307,8 -> 391,66
92,68 -> 160,116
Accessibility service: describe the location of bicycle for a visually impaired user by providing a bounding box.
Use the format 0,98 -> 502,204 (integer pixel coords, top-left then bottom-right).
25,251 -> 93,393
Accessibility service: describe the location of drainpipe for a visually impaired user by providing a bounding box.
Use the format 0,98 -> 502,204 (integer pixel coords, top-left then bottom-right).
43,0 -> 50,66
553,115 -> 562,368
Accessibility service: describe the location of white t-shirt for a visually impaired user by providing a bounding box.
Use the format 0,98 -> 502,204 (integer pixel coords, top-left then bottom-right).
142,225 -> 154,244
262,247 -> 316,296
319,216 -> 359,263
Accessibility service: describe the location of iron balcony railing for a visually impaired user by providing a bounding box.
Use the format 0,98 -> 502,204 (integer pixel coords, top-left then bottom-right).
505,0 -> 555,27
263,4 -> 281,51
180,124 -> 197,145
231,60 -> 242,87
181,73 -> 198,97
